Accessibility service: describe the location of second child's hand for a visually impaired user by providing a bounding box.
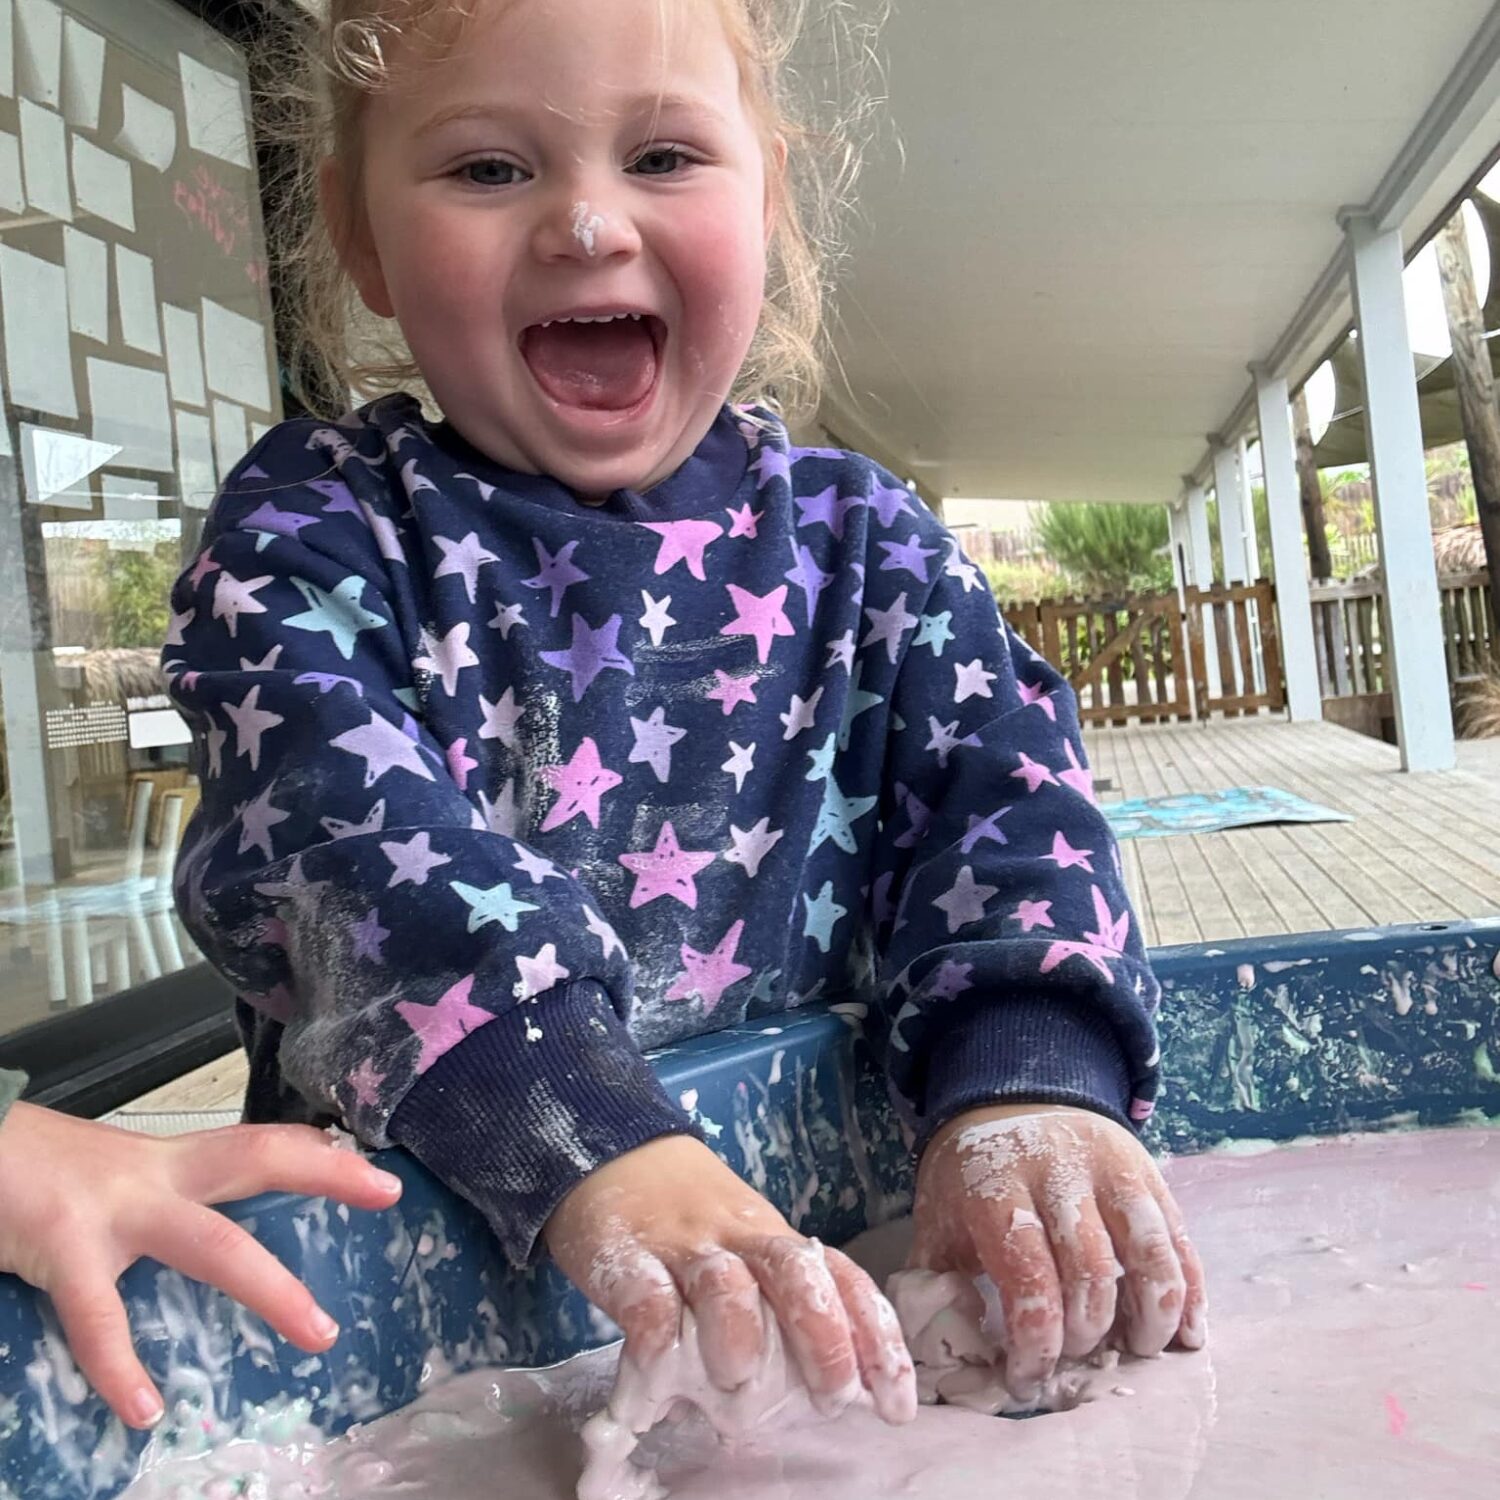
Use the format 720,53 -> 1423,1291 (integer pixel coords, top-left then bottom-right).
543,1135 -> 916,1424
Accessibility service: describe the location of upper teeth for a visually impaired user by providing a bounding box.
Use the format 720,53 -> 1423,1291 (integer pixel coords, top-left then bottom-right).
540,312 -> 644,328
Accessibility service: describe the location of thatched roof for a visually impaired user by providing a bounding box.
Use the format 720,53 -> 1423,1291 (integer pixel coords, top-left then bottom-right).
1356,524 -> 1490,581
75,648 -> 167,702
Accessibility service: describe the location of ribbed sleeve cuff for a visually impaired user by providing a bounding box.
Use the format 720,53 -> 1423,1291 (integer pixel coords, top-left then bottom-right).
916,995 -> 1133,1156
387,980 -> 697,1267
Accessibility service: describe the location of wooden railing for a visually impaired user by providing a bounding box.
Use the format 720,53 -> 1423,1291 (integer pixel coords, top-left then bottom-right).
1184,579 -> 1286,718
1310,570 -> 1494,700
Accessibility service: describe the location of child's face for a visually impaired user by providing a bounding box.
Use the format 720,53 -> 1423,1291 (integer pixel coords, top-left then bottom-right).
340,0 -> 774,497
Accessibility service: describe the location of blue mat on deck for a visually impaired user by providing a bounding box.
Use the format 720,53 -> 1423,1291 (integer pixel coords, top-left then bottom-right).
1103,785 -> 1352,839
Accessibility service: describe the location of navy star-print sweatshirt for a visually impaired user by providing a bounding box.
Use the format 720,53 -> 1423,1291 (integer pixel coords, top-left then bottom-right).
165,395 -> 1161,1267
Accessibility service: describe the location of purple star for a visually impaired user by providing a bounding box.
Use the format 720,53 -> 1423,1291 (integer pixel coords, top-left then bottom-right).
294,671 -> 364,697
795,485 -> 864,539
868,483 -> 915,528
960,808 -> 1011,854
784,541 -> 834,626
750,445 -> 792,488
307,477 -> 361,513
877,535 -> 941,583
350,908 -> 389,962
523,538 -> 590,617
540,613 -> 636,702
242,501 -> 320,541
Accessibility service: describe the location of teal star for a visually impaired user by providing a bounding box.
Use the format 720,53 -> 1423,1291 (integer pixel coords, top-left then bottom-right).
811,774 -> 878,854
802,881 -> 849,953
805,732 -> 837,783
836,661 -> 884,751
392,686 -> 420,711
284,576 -> 388,661
748,969 -> 782,1007
451,880 -> 538,934
913,610 -> 955,656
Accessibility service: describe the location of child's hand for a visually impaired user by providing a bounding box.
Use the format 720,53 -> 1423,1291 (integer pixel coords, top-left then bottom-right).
910,1102 -> 1206,1402
0,1103 -> 403,1429
543,1135 -> 916,1424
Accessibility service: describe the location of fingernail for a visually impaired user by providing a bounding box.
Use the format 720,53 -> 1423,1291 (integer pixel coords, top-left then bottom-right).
128,1389 -> 165,1427
312,1310 -> 340,1344
370,1169 -> 403,1197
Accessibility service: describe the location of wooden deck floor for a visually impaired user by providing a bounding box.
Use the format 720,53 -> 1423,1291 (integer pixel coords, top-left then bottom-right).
121,720 -> 1500,1118
1088,718 -> 1500,948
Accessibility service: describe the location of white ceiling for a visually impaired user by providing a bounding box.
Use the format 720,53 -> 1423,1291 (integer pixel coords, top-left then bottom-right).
823,0 -> 1500,505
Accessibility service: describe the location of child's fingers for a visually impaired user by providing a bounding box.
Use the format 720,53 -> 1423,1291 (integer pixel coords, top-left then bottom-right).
740,1236 -> 860,1417
1098,1186 -> 1186,1357
46,1263 -> 164,1430
1035,1187 -> 1119,1359
966,1193 -> 1063,1402
170,1125 -> 403,1210
678,1251 -> 764,1392
821,1246 -> 917,1425
139,1203 -> 340,1353
1154,1188 -> 1209,1350
596,1248 -> 681,1368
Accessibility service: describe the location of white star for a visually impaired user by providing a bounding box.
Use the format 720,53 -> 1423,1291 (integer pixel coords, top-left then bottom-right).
478,779 -> 521,837
478,686 -> 523,747
954,657 -> 998,702
489,599 -> 527,638
779,686 -> 824,741
860,592 -> 919,663
512,845 -> 563,884
359,500 -> 406,564
722,741 -> 756,793
825,631 -> 856,672
584,906 -> 627,961
514,942 -> 569,1000
381,831 -> 451,887
944,541 -> 982,592
223,685 -> 284,771
724,817 -> 784,879
414,622 -> 478,696
434,532 -> 500,604
629,706 -> 687,784
933,865 -> 998,934
639,590 -> 676,647
236,784 -> 289,860
925,715 -> 980,769
165,606 -> 195,646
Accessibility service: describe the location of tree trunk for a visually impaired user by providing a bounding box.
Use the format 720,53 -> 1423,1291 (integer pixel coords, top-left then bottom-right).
1291,387 -> 1334,581
1435,208 -> 1500,637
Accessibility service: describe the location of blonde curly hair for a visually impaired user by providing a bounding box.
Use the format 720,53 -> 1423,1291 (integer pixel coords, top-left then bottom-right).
256,0 -> 883,424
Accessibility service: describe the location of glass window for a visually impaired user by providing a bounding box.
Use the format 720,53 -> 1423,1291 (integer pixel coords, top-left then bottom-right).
0,0 -> 280,1037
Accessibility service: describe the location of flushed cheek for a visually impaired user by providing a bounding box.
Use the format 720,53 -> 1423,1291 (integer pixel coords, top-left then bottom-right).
665,213 -> 766,367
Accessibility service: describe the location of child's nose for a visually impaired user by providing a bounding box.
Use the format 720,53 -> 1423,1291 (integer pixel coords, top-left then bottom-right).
531,184 -> 642,265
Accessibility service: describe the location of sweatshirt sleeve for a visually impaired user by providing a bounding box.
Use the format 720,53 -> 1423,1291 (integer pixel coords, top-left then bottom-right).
867,531 -> 1161,1154
165,475 -> 691,1266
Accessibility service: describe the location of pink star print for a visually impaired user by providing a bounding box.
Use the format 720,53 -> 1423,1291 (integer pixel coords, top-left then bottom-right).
707,670 -> 758,714
726,502 -> 764,538
396,974 -> 494,1074
1011,752 -> 1059,794
1040,891 -> 1129,984
1013,899 -> 1054,932
1058,740 -> 1096,802
642,518 -> 723,580
348,1057 -> 387,1108
445,736 -> 478,789
618,821 -> 716,909
1017,678 -> 1058,720
541,736 -> 624,832
665,919 -> 753,1013
189,551 -> 221,589
720,583 -> 794,664
1045,831 -> 1095,872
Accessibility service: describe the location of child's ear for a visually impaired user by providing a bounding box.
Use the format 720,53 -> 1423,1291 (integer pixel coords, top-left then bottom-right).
763,133 -> 788,249
319,157 -> 396,319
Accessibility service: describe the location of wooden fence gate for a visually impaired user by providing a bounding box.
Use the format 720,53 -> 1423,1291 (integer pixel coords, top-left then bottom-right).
1003,580 -> 1285,726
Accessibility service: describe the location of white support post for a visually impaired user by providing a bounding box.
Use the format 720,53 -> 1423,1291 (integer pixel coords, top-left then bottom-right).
1210,439 -> 1246,695
1182,480 -> 1222,700
1343,212 -> 1455,772
1166,502 -> 1189,599
1236,435 -> 1267,693
1253,369 -> 1323,722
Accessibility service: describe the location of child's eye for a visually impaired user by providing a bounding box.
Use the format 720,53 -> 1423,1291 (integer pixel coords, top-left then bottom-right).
458,158 -> 527,188
629,147 -> 694,177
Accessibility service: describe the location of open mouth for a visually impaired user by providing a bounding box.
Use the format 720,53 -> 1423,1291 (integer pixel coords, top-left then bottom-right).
519,311 -> 666,414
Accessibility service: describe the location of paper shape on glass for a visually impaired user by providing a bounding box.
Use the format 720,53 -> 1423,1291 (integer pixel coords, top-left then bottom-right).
115,245 -> 161,355
101,472 -> 160,523
250,421 -> 271,445
116,85 -> 177,171
72,136 -> 134,231
175,407 -> 216,509
60,16 -> 103,130
0,4 -> 14,100
63,226 -> 107,341
179,53 -> 250,169
19,423 -> 122,508
201,298 -> 272,412
15,0 -> 61,109
19,98 -> 70,222
0,131 -> 23,214
211,398 -> 247,480
162,303 -> 206,408
0,245 -> 76,418
86,358 -> 172,473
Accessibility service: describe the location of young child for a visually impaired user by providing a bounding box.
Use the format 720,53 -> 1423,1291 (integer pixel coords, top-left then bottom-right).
164,0 -> 1205,1426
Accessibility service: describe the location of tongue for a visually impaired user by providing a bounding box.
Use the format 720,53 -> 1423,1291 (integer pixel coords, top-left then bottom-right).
522,320 -> 657,410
